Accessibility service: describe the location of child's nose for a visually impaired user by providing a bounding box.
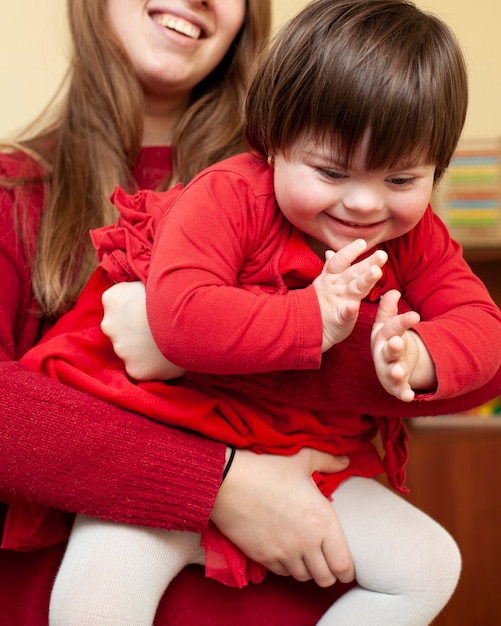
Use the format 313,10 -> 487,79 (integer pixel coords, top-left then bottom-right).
343,183 -> 384,214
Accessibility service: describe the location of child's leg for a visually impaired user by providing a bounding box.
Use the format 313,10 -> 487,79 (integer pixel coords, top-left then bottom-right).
317,477 -> 461,626
49,513 -> 204,626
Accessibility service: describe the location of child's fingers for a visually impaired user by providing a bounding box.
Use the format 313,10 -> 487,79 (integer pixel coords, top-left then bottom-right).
376,312 -> 421,346
376,292 -> 421,333
383,334 -> 405,361
350,264 -> 384,297
323,239 -> 368,274
324,246 -> 387,296
374,289 -> 401,326
398,387 -> 416,403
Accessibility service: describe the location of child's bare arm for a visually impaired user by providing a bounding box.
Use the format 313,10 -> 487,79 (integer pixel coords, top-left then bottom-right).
313,239 -> 388,352
371,290 -> 437,402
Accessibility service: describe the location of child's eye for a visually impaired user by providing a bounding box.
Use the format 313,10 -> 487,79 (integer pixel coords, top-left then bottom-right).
318,168 -> 346,181
389,177 -> 417,186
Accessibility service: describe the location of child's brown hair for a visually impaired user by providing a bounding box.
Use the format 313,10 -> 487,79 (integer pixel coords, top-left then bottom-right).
245,0 -> 468,182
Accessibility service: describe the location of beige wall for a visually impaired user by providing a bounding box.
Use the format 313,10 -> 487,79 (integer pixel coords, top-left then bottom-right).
1,1 -> 499,140
0,0 -> 68,138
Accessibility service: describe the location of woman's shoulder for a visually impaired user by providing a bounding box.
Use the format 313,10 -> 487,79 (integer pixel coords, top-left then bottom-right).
0,148 -> 48,179
0,149 -> 47,237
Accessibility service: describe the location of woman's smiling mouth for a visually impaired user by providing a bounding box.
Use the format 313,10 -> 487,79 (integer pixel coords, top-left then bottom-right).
152,14 -> 202,40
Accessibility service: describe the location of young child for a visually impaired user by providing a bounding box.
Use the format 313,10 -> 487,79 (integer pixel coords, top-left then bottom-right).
18,0 -> 501,624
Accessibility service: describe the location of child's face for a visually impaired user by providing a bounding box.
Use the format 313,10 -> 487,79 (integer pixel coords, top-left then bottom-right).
273,136 -> 435,254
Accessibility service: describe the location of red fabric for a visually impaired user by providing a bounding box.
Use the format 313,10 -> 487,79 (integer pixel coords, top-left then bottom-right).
14,152 -> 501,586
0,148 -> 229,622
145,153 -> 501,391
0,148 -> 225,541
16,267 -> 384,585
0,148 -> 499,620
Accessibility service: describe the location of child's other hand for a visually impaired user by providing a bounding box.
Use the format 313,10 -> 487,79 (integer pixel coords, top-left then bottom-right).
313,239 -> 388,351
371,290 -> 429,402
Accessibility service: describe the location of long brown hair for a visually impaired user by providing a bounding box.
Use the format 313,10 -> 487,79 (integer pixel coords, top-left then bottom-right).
4,0 -> 270,318
246,0 -> 467,181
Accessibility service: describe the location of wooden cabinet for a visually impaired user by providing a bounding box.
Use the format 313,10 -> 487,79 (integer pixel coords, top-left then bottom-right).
403,252 -> 501,626
405,420 -> 501,625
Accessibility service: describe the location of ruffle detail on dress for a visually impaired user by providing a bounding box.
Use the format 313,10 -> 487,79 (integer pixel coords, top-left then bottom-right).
375,416 -> 410,494
90,185 -> 183,283
202,522 -> 267,588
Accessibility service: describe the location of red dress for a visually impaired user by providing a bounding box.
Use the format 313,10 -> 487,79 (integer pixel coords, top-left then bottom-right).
16,153 -> 501,587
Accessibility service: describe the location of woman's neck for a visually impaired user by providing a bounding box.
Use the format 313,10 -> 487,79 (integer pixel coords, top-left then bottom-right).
142,93 -> 190,147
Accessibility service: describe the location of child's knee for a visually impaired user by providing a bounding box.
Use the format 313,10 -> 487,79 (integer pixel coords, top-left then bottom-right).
423,522 -> 461,594
394,517 -> 461,602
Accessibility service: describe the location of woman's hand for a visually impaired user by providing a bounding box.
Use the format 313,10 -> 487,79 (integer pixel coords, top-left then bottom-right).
101,281 -> 185,380
211,448 -> 355,588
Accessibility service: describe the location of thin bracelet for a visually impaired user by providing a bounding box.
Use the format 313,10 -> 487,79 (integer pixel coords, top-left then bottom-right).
222,446 -> 236,482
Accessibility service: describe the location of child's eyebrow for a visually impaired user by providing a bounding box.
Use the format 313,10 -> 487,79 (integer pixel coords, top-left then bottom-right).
300,148 -> 344,164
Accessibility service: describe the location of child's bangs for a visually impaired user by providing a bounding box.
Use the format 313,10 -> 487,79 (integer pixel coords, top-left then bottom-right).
287,69 -> 437,173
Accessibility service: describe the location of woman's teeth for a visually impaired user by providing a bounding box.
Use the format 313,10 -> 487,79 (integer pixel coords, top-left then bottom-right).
154,15 -> 202,40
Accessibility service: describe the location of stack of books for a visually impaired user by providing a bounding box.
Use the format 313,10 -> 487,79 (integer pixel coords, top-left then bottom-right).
439,138 -> 501,246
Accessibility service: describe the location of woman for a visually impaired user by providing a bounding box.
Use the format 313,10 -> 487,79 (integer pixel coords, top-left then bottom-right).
0,1 -> 356,624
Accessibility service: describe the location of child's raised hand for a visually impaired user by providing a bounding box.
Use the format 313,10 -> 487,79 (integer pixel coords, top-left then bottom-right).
371,290 -> 431,402
313,239 -> 388,351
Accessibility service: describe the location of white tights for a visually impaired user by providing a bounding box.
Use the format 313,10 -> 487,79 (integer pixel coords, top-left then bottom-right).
49,477 -> 460,626
49,519 -> 204,625
316,477 -> 461,625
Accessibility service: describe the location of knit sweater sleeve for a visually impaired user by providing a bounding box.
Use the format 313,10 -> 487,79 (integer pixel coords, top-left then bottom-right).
0,362 -> 224,532
0,153 -> 225,535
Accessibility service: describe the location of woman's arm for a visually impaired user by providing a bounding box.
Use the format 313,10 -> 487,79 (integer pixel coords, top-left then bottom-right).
1,360 -> 355,586
0,175 -> 221,534
0,361 -> 224,532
